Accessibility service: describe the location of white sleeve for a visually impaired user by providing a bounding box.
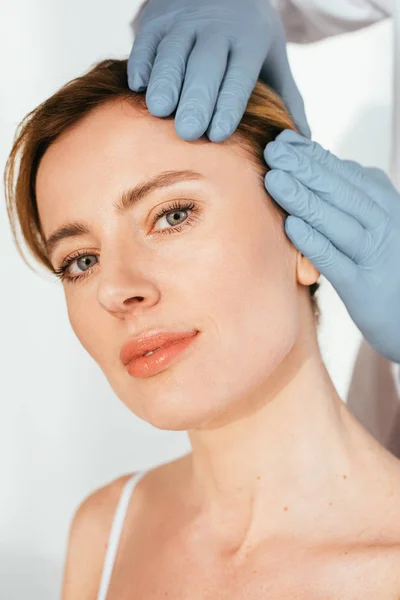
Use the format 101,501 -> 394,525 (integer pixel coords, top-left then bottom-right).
393,362 -> 400,398
130,0 -> 392,41
271,0 -> 393,43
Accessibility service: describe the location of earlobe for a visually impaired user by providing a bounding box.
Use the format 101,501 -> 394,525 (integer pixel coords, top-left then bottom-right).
296,251 -> 320,286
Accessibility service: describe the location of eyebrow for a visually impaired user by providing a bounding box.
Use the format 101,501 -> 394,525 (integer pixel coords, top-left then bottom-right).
44,169 -> 204,259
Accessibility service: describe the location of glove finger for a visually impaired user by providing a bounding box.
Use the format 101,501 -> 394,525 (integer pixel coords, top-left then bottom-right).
207,44 -> 266,142
174,33 -> 230,141
128,28 -> 163,91
266,170 -> 371,264
260,27 -> 311,138
273,130 -> 392,199
285,216 -> 357,292
264,142 -> 388,230
145,27 -> 196,117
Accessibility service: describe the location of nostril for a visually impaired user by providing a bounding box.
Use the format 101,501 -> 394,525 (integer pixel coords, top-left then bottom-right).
123,296 -> 145,307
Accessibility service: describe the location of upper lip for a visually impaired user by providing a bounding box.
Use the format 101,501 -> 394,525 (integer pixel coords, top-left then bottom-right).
120,329 -> 198,366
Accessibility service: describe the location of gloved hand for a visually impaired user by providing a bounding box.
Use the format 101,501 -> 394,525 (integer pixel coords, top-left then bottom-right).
128,0 -> 310,142
265,129 -> 400,365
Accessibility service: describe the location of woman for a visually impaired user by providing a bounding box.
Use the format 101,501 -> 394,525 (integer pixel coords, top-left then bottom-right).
5,59 -> 400,598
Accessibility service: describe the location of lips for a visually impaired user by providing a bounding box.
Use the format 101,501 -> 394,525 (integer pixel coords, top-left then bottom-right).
120,330 -> 198,366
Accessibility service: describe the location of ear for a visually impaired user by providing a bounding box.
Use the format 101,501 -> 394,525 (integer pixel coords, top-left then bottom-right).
296,251 -> 320,287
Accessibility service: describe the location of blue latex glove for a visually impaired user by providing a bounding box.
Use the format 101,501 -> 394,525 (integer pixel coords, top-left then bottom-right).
128,0 -> 310,141
265,129 -> 400,365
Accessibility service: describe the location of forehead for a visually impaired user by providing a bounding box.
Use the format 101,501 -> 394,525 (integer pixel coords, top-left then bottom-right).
36,99 -> 253,196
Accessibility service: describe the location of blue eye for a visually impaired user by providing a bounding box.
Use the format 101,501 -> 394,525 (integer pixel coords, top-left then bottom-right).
53,199 -> 200,283
151,200 -> 197,232
53,250 -> 99,283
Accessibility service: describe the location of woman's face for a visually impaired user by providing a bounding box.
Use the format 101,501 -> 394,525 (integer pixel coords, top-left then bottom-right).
36,99 -> 315,430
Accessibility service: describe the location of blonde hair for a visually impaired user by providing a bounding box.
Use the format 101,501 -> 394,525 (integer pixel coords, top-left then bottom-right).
4,58 -> 319,318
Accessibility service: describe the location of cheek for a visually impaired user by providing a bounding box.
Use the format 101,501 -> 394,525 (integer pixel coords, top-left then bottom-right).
204,207 -> 299,378
65,291 -> 104,361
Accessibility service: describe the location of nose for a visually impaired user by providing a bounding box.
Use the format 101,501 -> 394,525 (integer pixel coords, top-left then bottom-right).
96,254 -> 161,317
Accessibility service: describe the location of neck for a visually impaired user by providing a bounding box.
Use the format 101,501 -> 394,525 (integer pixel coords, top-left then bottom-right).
186,311 -> 374,555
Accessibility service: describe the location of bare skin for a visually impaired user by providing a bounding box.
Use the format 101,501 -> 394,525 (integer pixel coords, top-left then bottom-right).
35,100 -> 400,598
73,430 -> 400,600
62,389 -> 400,599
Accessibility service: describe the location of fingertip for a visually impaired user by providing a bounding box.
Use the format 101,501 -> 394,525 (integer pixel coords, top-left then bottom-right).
207,125 -> 230,143
174,117 -> 205,141
128,72 -> 147,92
276,129 -> 307,145
174,105 -> 210,140
264,168 -> 282,189
146,91 -> 175,117
285,215 -> 310,241
208,112 -> 238,143
264,141 -> 276,165
127,34 -> 157,92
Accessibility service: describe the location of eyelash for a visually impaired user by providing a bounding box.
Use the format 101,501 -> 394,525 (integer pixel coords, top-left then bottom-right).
53,200 -> 199,284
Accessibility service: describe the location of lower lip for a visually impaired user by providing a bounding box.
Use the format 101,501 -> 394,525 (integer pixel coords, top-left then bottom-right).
126,333 -> 199,378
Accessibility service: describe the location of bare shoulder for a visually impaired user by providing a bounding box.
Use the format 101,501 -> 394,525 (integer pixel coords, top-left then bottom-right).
60,455 -> 191,600
60,472 -> 137,600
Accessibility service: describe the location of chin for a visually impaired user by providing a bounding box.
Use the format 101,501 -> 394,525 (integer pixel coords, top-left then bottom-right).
136,393 -> 225,432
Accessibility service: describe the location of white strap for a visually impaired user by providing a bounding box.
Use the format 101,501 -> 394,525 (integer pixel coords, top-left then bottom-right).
96,471 -> 147,600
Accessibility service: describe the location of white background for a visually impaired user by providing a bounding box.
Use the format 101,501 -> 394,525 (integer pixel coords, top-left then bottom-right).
0,1 -> 393,597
